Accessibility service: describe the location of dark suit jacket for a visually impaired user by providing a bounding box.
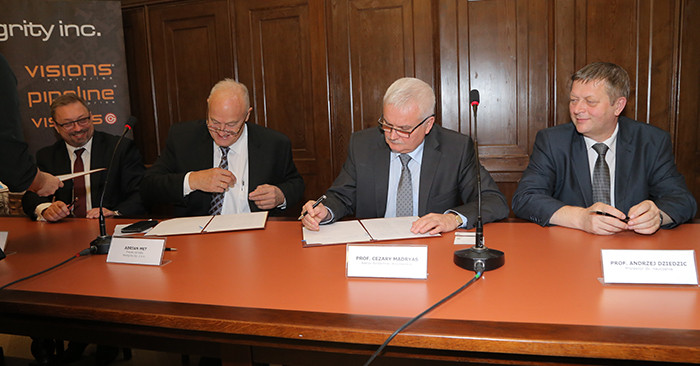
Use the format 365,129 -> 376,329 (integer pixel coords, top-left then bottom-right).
512,117 -> 697,228
323,124 -> 509,229
22,131 -> 146,219
1,136 -> 37,192
140,120 -> 304,217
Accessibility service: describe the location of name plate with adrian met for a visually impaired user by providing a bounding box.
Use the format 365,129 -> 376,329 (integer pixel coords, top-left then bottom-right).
346,244 -> 428,279
601,249 -> 698,285
107,237 -> 166,266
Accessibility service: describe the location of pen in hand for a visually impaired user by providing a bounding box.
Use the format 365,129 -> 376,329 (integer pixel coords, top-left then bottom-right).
591,210 -> 629,223
298,195 -> 327,220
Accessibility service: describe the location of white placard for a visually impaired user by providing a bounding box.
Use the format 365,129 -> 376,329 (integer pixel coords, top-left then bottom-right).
346,244 -> 428,279
0,231 -> 7,251
107,237 -> 166,266
601,249 -> 698,285
454,231 -> 485,245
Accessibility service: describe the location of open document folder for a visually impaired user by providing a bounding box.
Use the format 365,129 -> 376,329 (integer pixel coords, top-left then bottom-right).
301,216 -> 440,246
145,211 -> 268,236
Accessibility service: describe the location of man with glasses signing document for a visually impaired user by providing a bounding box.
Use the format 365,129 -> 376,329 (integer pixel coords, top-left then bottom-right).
141,79 -> 304,217
301,77 -> 508,234
22,93 -> 146,222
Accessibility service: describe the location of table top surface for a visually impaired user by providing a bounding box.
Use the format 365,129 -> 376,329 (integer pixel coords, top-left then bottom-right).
0,218 -> 698,332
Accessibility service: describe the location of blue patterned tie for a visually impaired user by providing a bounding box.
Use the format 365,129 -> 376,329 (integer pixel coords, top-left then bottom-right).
209,146 -> 230,215
396,154 -> 413,216
592,143 -> 610,205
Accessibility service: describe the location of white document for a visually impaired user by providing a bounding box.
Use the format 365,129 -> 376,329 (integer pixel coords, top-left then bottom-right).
302,216 -> 439,246
302,220 -> 372,246
145,212 -> 267,236
360,216 -> 439,241
57,168 -> 106,181
203,211 -> 268,233
145,216 -> 214,236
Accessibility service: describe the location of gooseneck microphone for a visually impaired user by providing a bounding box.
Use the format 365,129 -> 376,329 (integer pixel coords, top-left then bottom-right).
453,90 -> 505,272
90,116 -> 136,254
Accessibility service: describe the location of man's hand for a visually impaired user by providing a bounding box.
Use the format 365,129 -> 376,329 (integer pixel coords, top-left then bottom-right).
28,170 -> 63,197
86,207 -> 116,219
627,200 -> 661,234
189,168 -> 236,193
410,213 -> 461,235
41,201 -> 71,222
249,184 -> 284,210
551,203 -> 628,235
300,200 -> 331,231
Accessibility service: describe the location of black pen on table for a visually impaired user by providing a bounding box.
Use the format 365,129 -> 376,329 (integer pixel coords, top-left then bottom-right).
298,195 -> 327,220
591,210 -> 629,223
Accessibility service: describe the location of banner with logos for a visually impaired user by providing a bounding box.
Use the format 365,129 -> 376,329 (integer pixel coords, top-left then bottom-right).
0,0 -> 130,155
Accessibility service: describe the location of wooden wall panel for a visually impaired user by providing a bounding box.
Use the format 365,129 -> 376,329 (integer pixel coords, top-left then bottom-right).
328,0 -> 434,179
234,0 -> 332,204
122,0 -> 699,218
148,0 -> 234,153
123,7 -> 158,164
676,0 -> 700,213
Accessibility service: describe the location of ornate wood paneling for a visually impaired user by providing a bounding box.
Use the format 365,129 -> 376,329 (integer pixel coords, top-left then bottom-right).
328,0 -> 434,178
148,0 -> 234,153
439,0 -> 550,211
234,0 -> 332,204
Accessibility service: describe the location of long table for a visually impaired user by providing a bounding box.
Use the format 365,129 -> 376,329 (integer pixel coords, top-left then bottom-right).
0,218 -> 698,365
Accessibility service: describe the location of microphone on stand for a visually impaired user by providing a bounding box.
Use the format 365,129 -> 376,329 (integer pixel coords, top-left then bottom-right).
90,116 -> 136,255
453,90 -> 505,272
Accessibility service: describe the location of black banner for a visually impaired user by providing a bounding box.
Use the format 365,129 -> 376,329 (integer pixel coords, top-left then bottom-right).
0,0 -> 130,155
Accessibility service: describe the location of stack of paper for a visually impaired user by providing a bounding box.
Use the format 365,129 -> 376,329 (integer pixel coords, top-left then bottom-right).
302,216 -> 439,246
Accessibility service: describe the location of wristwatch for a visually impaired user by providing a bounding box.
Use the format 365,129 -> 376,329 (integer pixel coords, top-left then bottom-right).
452,213 -> 463,227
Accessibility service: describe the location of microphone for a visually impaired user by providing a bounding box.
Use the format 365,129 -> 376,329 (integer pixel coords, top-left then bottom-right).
90,116 -> 136,254
453,90 -> 505,272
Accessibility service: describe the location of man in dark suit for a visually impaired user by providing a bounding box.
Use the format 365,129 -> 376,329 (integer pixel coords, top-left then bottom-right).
22,93 -> 145,221
1,52 -> 62,196
140,78 -> 304,217
301,77 -> 509,234
512,62 -> 696,235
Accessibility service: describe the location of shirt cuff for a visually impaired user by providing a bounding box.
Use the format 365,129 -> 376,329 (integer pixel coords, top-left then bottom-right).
277,197 -> 287,210
35,202 -> 52,221
183,172 -> 194,196
320,207 -> 335,224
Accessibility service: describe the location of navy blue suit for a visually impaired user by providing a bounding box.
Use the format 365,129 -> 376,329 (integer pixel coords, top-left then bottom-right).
512,117 -> 696,228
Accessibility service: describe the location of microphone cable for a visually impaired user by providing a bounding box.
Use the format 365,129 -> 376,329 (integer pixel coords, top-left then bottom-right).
363,270 -> 483,366
0,247 -> 93,291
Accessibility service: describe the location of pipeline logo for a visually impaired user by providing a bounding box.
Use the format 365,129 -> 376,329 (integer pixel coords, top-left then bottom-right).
105,113 -> 117,125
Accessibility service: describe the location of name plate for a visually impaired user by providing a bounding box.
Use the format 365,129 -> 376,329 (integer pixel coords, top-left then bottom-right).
601,249 -> 698,285
107,237 -> 166,266
346,244 -> 428,279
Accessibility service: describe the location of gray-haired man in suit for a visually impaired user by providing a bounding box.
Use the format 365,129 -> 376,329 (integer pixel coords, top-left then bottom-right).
301,77 -> 509,234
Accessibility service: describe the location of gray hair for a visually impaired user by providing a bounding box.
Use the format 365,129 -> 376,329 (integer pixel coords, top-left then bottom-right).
383,77 -> 435,119
209,78 -> 250,110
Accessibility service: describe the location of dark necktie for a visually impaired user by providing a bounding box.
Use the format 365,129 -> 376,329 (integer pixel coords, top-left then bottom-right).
73,148 -> 87,217
209,146 -> 230,215
592,143 -> 610,205
396,154 -> 413,216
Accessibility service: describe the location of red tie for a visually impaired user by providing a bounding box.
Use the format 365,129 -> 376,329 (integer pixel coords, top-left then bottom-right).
73,148 -> 87,217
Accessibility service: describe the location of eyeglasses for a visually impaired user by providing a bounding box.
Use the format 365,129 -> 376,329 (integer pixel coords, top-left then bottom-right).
55,115 -> 92,130
206,118 -> 246,137
377,114 -> 434,138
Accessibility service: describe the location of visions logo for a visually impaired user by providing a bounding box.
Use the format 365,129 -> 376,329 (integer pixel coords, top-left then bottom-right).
0,20 -> 101,42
